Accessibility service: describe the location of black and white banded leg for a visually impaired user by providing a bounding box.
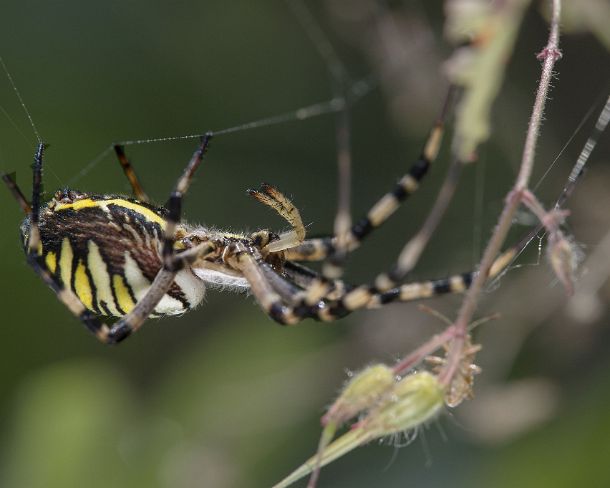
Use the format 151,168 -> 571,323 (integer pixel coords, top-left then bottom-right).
236,242 -> 520,326
285,86 -> 457,266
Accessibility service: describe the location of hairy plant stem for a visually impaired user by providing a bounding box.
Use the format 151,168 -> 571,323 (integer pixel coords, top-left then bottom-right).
439,0 -> 562,387
393,326 -> 457,375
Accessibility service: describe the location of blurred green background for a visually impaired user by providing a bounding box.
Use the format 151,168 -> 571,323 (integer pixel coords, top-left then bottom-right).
0,1 -> 609,487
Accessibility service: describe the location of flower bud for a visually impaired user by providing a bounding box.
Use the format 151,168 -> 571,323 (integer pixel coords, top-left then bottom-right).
322,364 -> 395,426
273,372 -> 445,488
363,371 -> 445,438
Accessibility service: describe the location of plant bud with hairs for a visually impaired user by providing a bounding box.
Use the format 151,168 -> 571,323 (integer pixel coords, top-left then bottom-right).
359,371 -> 445,438
274,372 -> 444,488
322,364 -> 396,427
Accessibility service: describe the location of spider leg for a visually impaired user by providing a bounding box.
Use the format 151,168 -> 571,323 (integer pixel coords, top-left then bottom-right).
283,115 -> 440,261
1,172 -> 31,214
27,143 -> 46,254
162,134 -> 212,269
285,87 -> 456,264
113,144 -> 150,202
258,259 -> 305,303
281,260 -> 472,321
312,244 -> 519,319
229,246 -> 350,324
228,244 -> 301,325
248,183 -> 306,252
373,158 -> 463,291
238,241 -> 519,326
283,261 -> 352,303
21,138 -> 214,344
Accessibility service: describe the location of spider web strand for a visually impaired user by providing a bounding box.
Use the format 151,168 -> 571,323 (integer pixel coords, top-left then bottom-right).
0,56 -> 42,144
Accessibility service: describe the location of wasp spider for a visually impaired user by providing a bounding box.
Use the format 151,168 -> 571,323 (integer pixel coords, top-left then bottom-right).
2,111 -> 514,345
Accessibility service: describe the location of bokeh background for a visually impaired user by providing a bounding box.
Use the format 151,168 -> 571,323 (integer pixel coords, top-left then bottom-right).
0,1 -> 609,487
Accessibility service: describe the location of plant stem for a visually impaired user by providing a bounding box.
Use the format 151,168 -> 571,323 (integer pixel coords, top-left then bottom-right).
439,0 -> 563,387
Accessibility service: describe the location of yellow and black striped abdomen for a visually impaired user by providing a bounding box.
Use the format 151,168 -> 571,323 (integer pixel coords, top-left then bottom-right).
23,190 -> 204,317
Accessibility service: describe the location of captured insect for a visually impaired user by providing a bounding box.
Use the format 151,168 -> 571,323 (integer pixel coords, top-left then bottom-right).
1,92 -> 519,345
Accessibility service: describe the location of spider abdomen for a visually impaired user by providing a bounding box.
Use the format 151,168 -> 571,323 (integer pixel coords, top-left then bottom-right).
23,191 -> 205,318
